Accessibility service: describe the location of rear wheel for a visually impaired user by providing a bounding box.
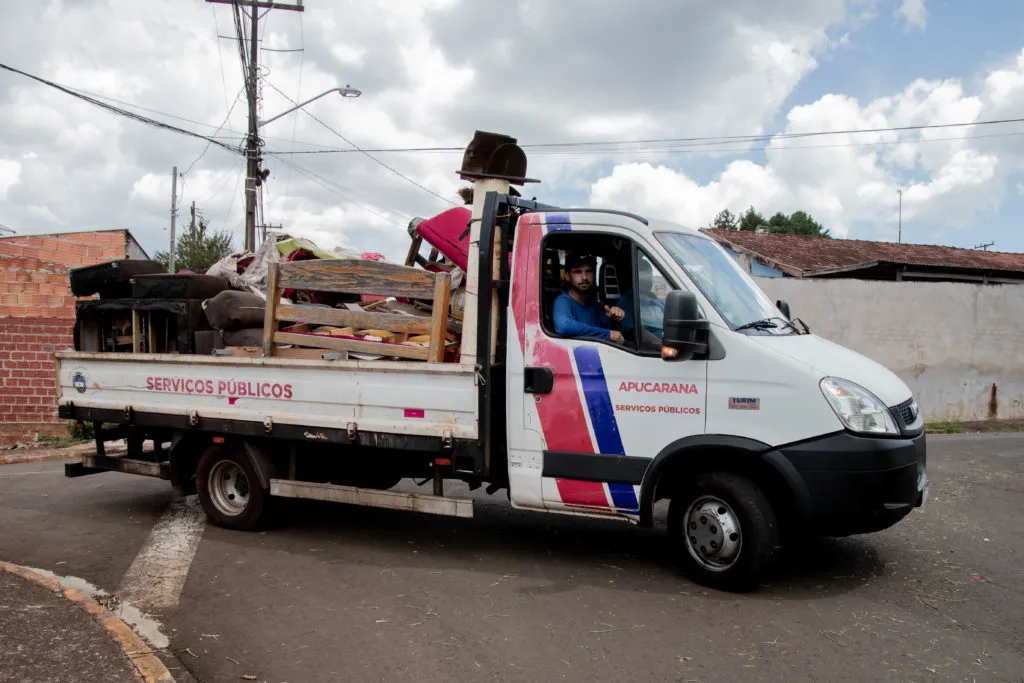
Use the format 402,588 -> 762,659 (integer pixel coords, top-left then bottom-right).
196,446 -> 272,530
668,472 -> 779,592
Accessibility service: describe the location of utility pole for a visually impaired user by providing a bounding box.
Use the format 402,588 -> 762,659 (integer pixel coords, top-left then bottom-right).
169,166 -> 178,274
897,188 -> 903,243
206,0 -> 304,253
190,201 -> 197,231
260,223 -> 282,244
245,0 -> 259,254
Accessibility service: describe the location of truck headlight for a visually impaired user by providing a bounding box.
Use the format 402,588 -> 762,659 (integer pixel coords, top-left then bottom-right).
819,377 -> 899,435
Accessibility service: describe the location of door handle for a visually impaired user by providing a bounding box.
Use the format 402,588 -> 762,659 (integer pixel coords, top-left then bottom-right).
524,367 -> 554,394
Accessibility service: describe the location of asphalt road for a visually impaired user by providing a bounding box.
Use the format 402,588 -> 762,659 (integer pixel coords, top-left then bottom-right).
0,433 -> 1022,683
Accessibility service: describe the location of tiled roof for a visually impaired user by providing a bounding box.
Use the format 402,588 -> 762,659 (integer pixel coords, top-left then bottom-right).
700,228 -> 1024,276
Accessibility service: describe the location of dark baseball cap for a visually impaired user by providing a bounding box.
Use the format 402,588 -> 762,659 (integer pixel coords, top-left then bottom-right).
565,252 -> 596,270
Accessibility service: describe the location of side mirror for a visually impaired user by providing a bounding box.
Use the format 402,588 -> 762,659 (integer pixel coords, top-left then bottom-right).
661,290 -> 710,362
776,299 -> 791,319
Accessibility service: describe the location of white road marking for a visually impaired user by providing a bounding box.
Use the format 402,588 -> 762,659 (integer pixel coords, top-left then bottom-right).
117,495 -> 206,613
27,566 -> 171,649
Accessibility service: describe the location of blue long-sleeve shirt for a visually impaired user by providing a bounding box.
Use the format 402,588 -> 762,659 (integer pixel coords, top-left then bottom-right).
552,293 -> 611,339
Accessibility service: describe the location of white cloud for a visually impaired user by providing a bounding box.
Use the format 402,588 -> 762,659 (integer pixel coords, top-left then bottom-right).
0,0 -> 856,260
589,50 -> 1024,239
1,0 -> 1019,261
0,159 -> 20,200
895,0 -> 928,30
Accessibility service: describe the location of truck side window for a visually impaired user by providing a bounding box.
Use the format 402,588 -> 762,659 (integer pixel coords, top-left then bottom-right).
541,234 -> 635,349
620,250 -> 672,352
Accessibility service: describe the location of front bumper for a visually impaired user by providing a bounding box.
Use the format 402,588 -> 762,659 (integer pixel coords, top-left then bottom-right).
778,430 -> 928,536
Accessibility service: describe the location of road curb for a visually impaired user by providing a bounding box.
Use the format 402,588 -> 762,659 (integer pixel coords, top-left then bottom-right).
0,452 -> 81,466
0,561 -> 176,683
0,443 -> 126,467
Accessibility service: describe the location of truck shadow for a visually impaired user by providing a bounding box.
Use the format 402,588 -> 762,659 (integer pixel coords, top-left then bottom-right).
252,485 -> 892,601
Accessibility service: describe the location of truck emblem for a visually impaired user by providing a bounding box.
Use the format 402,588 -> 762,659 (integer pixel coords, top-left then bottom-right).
304,431 -> 328,441
729,397 -> 760,410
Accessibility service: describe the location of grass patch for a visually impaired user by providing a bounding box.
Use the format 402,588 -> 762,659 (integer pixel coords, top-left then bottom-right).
925,421 -> 966,434
926,419 -> 1024,434
34,434 -> 86,448
34,421 -> 95,448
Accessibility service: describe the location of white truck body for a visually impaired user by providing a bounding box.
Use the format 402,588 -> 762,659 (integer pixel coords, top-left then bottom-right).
56,192 -> 928,592
59,353 -> 478,440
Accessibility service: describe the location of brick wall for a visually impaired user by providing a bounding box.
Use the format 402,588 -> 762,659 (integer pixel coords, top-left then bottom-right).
0,231 -> 130,268
0,318 -> 74,444
0,230 -> 140,445
0,256 -> 75,318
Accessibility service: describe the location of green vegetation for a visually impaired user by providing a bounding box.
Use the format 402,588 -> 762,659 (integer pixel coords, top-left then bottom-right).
35,421 -> 95,447
155,217 -> 234,273
924,421 -> 966,434
711,207 -> 831,237
926,419 -> 1024,434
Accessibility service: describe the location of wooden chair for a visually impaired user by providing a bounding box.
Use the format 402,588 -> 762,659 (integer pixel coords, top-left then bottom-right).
262,259 -> 451,362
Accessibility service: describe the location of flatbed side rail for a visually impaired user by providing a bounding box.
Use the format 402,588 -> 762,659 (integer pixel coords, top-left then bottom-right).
66,453 -> 170,479
270,479 -> 474,518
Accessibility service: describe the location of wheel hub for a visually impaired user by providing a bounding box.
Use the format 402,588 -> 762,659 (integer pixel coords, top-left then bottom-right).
684,496 -> 742,571
208,460 -> 250,517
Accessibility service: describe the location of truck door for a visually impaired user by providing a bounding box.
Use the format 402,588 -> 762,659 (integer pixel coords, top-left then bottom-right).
506,213 -> 707,518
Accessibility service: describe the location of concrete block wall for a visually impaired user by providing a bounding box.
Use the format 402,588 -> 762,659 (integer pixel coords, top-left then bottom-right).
0,231 -> 130,268
0,318 -> 74,444
755,276 -> 1024,421
0,230 -> 139,444
0,256 -> 75,318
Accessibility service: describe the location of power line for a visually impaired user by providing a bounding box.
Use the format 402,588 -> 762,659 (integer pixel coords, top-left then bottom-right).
292,166 -> 407,225
1,75 -> 371,151
262,80 -> 456,206
282,14 -> 305,208
0,62 -> 242,155
263,115 -> 1024,156
181,86 -> 246,178
210,4 -> 231,112
503,129 -> 1024,158
198,166 -> 241,206
526,116 -> 1024,149
274,155 -> 412,224
218,166 -> 245,232
286,163 -> 413,223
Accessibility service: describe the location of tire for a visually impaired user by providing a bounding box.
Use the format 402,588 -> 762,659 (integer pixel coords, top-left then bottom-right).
668,472 -> 780,593
196,445 -> 272,531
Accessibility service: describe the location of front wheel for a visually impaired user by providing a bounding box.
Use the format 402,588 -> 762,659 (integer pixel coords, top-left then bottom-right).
196,446 -> 272,530
668,472 -> 779,592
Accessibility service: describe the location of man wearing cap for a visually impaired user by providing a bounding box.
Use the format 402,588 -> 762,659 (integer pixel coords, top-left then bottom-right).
552,253 -> 625,343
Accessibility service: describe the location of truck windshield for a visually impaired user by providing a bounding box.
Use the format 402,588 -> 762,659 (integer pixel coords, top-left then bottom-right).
655,232 -> 793,333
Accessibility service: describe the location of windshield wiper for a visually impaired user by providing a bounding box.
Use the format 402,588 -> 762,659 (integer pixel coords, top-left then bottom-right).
735,316 -> 802,333
734,318 -> 778,331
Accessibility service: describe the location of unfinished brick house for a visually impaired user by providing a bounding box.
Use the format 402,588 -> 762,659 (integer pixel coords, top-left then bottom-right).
0,230 -> 148,445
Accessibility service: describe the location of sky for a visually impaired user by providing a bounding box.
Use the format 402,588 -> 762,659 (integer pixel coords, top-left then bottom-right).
1,0 -> 1023,262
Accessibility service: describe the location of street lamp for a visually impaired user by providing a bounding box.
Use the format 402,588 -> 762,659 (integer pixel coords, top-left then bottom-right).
242,84 -> 361,252
258,85 -> 362,128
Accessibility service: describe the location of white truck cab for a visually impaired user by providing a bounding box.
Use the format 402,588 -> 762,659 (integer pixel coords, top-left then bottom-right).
57,191 -> 928,593
499,204 -> 927,590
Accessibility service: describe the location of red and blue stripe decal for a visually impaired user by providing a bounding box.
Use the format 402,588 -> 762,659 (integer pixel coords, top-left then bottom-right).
544,213 -> 572,231
573,346 -> 623,455
516,212 -> 640,514
572,346 -> 639,512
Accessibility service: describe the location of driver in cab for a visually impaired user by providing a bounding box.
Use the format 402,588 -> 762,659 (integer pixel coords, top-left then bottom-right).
552,252 -> 625,343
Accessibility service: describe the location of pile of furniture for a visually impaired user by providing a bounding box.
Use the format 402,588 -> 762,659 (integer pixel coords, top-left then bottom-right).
70,261 -> 227,354
69,218 -> 468,363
